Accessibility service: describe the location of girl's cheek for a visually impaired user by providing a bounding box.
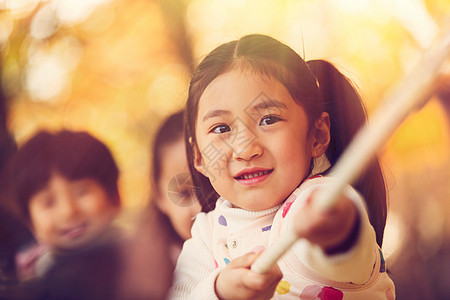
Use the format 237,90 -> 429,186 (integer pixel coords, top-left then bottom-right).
198,136 -> 229,157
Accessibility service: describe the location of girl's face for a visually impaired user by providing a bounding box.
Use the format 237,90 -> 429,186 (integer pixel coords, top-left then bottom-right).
29,173 -> 120,251
194,68 -> 329,211
156,138 -> 201,240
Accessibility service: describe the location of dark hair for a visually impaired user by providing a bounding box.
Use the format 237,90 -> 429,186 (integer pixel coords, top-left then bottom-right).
307,60 -> 387,246
149,111 -> 186,245
11,129 -> 120,222
185,34 -> 387,247
151,110 -> 185,194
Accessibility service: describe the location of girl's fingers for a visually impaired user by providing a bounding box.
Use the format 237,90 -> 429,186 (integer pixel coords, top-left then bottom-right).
242,262 -> 282,291
295,193 -> 358,250
217,252 -> 282,299
227,252 -> 258,269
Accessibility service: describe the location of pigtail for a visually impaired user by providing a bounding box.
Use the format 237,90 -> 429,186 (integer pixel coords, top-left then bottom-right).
307,59 -> 387,247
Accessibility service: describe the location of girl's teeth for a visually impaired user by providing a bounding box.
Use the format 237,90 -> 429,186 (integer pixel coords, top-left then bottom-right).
241,171 -> 267,179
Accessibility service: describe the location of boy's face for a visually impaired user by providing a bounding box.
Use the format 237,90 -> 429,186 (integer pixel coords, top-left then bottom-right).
29,173 -> 120,251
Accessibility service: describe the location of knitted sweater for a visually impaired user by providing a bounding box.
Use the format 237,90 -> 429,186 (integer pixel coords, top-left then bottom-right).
169,176 -> 395,299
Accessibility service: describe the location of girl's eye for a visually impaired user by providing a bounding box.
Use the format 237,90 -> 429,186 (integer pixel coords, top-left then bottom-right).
209,124 -> 231,134
259,115 -> 282,126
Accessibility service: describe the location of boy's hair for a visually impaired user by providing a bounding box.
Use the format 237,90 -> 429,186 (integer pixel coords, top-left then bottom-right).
185,34 -> 387,247
11,129 -> 120,223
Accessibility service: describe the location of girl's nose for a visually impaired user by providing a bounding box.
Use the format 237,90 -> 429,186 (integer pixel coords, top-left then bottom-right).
232,134 -> 263,161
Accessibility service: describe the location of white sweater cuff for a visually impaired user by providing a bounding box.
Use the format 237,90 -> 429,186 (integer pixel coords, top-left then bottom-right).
289,182 -> 377,284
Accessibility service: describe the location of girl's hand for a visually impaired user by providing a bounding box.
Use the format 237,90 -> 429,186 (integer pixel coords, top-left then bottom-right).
294,192 -> 359,253
215,252 -> 282,300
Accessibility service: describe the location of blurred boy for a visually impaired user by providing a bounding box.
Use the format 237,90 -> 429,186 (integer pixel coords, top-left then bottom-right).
10,130 -> 121,282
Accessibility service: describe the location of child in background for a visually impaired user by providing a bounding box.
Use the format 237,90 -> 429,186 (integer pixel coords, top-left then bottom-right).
117,111 -> 201,300
10,129 -> 122,284
170,34 -> 395,299
151,111 -> 201,249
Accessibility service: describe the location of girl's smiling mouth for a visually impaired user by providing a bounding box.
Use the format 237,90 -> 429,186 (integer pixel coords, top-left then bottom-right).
234,169 -> 273,185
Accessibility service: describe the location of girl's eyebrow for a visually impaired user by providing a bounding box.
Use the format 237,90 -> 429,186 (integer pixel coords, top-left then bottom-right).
202,109 -> 231,122
201,99 -> 286,122
250,99 -> 287,113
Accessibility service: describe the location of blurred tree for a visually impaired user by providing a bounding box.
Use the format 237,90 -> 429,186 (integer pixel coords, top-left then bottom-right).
0,64 -> 16,171
437,75 -> 450,127
158,0 -> 195,73
0,63 -> 34,284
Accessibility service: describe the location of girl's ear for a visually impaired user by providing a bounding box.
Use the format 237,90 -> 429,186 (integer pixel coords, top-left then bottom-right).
193,148 -> 207,176
311,112 -> 331,158
154,192 -> 169,214
27,221 -> 35,234
190,139 -> 207,177
112,199 -> 122,214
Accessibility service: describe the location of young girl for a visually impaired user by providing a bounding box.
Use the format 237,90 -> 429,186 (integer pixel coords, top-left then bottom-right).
151,111 -> 202,246
170,34 -> 395,299
118,111 -> 201,300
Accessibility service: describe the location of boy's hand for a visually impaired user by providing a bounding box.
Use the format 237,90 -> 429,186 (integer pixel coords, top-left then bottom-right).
215,252 -> 282,300
294,192 -> 358,253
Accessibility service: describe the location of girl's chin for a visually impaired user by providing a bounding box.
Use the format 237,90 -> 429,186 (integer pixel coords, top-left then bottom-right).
234,201 -> 279,211
224,189 -> 284,210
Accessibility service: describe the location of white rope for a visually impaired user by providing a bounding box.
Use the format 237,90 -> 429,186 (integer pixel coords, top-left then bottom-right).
251,28 -> 450,274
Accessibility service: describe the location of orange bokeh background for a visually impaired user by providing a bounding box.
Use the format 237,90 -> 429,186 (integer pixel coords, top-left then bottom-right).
1,0 -> 449,298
